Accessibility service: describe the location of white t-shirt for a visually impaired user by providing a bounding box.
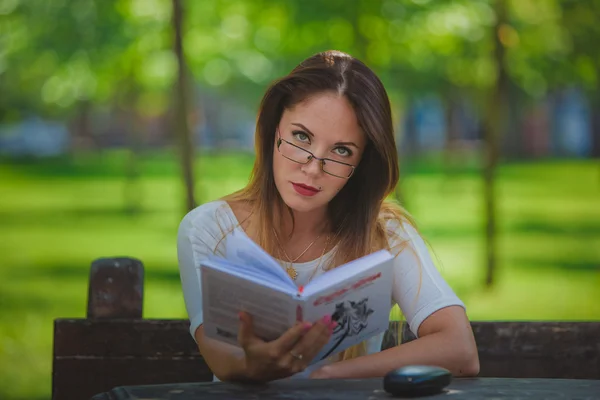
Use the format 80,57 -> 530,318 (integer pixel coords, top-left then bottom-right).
177,200 -> 465,379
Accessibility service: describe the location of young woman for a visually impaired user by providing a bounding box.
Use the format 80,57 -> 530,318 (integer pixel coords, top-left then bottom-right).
177,50 -> 479,383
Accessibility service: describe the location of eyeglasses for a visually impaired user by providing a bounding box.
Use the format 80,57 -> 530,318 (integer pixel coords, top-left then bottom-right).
276,135 -> 356,179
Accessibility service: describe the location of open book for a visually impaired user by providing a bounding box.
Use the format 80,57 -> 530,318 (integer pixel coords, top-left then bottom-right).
200,229 -> 394,363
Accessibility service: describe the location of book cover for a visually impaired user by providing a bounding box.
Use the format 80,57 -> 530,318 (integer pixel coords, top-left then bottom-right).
302,254 -> 394,361
199,230 -> 394,361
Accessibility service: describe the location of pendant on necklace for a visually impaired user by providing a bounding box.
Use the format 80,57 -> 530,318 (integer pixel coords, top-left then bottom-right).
286,265 -> 298,280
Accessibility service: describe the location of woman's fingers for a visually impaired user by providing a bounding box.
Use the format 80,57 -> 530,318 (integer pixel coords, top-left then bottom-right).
286,316 -> 335,367
237,311 -> 261,349
272,321 -> 312,356
238,313 -> 337,381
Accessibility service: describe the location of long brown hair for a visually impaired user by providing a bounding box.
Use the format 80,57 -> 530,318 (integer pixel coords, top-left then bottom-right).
225,50 -> 419,359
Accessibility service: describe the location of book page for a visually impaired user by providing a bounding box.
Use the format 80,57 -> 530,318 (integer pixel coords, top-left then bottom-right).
201,265 -> 299,346
224,229 -> 295,289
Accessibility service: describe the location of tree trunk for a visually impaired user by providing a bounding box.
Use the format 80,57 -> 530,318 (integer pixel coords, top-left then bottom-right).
443,90 -> 461,179
591,91 -> 600,159
124,102 -> 142,216
483,0 -> 509,287
396,100 -> 417,208
70,100 -> 94,152
172,0 -> 196,213
592,92 -> 600,186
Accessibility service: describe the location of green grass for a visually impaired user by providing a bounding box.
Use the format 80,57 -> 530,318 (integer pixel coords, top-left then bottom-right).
0,151 -> 599,399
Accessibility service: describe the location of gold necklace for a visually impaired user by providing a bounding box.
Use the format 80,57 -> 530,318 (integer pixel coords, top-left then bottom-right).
303,219 -> 347,284
273,229 -> 323,280
273,216 -> 346,281
305,233 -> 332,283
306,219 -> 349,282
286,233 -> 331,282
273,230 -> 322,262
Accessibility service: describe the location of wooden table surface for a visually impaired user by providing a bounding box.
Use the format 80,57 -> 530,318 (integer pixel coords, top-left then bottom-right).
92,377 -> 600,399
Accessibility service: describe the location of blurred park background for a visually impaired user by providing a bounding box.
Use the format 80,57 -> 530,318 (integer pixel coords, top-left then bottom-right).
1,0 -> 599,398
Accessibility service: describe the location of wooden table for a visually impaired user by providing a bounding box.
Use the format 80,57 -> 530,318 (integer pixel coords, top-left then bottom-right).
92,377 -> 600,399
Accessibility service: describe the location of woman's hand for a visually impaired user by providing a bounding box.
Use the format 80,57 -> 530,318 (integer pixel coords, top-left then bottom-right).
237,311 -> 336,382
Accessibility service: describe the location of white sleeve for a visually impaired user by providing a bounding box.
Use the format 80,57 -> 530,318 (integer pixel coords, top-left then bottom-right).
177,202 -> 232,340
387,220 -> 465,338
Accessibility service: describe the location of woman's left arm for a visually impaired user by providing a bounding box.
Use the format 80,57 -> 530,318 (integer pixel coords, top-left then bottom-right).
310,305 -> 479,379
310,220 -> 479,379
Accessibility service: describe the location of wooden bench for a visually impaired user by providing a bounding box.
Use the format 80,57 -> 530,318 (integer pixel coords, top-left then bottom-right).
52,257 -> 600,400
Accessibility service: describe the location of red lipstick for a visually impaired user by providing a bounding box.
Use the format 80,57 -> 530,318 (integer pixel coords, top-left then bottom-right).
291,182 -> 320,197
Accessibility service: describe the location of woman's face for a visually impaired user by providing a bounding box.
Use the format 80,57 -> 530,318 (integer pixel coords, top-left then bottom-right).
273,92 -> 367,214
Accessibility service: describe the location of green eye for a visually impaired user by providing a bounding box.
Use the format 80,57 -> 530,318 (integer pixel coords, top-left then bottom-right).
292,131 -> 310,142
334,147 -> 352,157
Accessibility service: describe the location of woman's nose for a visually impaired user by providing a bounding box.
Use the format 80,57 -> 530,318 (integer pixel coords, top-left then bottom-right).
301,156 -> 323,176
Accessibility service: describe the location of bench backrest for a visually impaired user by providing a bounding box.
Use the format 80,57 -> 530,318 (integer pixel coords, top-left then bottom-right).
52,258 -> 600,400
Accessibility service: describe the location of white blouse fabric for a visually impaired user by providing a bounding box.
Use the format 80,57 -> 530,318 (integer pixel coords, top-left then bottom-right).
177,200 -> 466,379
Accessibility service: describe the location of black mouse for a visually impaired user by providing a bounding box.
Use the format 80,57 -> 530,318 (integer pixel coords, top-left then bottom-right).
383,365 -> 452,397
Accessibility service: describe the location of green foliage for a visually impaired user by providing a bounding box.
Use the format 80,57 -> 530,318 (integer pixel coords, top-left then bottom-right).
559,0 -> 600,92
0,0 -> 173,120
2,0 -> 599,121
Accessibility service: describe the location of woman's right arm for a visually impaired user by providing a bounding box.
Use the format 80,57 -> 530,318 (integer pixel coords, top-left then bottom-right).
176,207 -> 249,381
193,325 -> 249,381
177,206 -> 334,382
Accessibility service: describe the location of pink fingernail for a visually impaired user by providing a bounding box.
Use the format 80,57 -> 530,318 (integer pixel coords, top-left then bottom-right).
328,321 -> 337,333
303,322 -> 312,332
322,315 -> 331,325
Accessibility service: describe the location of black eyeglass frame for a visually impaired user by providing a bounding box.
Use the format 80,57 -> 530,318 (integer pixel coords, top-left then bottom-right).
276,133 -> 356,179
